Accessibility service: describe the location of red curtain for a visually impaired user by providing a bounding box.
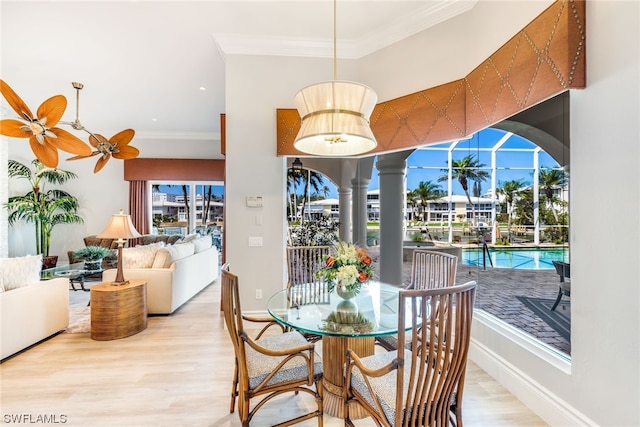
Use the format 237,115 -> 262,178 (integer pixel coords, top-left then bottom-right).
129,180 -> 149,245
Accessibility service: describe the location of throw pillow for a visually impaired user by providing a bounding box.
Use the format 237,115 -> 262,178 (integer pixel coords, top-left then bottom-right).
166,235 -> 182,245
157,242 -> 195,267
151,250 -> 170,268
192,236 -> 212,253
122,242 -> 165,269
139,234 -> 159,246
0,254 -> 43,290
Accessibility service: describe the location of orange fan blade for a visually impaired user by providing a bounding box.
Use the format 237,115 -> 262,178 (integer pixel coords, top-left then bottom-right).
109,129 -> 135,146
112,145 -> 139,160
67,151 -> 100,161
50,128 -> 92,156
0,119 -> 31,138
29,137 -> 59,168
94,154 -> 111,173
88,133 -> 108,147
0,79 -> 34,120
37,95 -> 67,126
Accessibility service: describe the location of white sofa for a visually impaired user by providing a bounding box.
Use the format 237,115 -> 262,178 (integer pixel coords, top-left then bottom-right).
1,277 -> 69,360
102,237 -> 219,314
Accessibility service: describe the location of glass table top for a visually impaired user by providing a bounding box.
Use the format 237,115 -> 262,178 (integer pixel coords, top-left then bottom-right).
267,281 -> 414,338
40,262 -> 101,280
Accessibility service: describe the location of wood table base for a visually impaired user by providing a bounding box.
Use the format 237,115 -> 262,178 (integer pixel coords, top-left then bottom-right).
91,280 -> 147,341
322,335 -> 374,419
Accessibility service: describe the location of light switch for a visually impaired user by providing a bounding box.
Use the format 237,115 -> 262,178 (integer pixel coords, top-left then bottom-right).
248,236 -> 263,247
256,215 -> 263,226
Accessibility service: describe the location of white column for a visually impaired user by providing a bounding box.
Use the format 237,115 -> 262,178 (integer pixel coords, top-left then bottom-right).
377,153 -> 409,286
350,178 -> 369,246
337,187 -> 352,242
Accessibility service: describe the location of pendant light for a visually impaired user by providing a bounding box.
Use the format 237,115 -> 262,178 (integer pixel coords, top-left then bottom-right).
293,0 -> 377,156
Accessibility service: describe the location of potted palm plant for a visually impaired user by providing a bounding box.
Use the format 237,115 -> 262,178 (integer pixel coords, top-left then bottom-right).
5,159 -> 84,269
72,246 -> 113,271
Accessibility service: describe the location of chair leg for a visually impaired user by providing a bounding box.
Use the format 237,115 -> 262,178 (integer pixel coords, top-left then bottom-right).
550,287 -> 563,311
230,358 -> 238,413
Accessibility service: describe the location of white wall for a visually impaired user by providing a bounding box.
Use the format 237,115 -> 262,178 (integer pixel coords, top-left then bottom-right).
224,54 -> 360,312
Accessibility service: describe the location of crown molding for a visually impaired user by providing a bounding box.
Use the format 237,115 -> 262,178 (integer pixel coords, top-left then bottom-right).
132,131 -> 220,142
214,0 -> 477,59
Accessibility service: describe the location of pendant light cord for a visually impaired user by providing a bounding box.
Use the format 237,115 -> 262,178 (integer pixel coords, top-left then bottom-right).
333,0 -> 337,80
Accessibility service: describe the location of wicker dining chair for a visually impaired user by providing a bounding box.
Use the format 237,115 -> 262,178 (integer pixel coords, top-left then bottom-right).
286,246 -> 331,288
286,246 -> 331,342
221,268 -> 324,426
375,250 -> 464,425
344,281 -> 476,427
375,250 -> 458,351
221,263 -> 288,415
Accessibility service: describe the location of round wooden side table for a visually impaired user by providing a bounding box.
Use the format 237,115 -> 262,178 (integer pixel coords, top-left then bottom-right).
90,279 -> 148,341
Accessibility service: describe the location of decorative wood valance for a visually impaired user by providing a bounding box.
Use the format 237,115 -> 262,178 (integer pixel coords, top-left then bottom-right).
276,0 -> 585,156
123,158 -> 225,181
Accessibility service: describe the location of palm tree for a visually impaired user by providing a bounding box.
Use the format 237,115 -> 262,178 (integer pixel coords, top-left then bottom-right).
412,180 -> 444,222
300,170 -> 323,221
286,167 -> 305,221
438,154 -> 489,225
406,189 -> 420,222
496,179 -> 526,241
539,168 -> 567,223
5,159 -> 83,258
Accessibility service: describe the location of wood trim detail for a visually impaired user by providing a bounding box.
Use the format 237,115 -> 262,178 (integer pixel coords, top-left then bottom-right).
123,158 -> 225,181
276,0 -> 585,156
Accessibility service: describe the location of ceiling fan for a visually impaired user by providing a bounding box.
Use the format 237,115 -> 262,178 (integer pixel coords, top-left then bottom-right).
0,79 -> 139,172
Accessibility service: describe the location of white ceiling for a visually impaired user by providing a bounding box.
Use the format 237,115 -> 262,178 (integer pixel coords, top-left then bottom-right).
0,1 -> 476,148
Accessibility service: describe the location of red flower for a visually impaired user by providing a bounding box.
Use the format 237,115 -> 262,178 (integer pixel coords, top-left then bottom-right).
325,256 -> 335,267
358,271 -> 370,282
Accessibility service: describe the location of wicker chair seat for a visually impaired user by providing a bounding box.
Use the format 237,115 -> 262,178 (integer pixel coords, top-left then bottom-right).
351,350 -> 405,423
246,331 -> 323,389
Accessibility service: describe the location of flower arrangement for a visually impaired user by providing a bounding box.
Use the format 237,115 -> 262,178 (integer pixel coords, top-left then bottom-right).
316,241 -> 374,296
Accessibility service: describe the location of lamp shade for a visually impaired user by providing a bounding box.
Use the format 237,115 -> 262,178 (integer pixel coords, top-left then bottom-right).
96,211 -> 142,240
294,80 -> 377,156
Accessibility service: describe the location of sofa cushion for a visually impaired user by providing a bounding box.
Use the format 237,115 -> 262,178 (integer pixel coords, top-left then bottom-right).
181,233 -> 200,243
154,242 -> 195,267
122,242 -> 165,268
192,236 -> 212,253
0,254 -> 42,290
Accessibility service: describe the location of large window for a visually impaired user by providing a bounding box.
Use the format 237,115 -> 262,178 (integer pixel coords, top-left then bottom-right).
150,181 -> 224,250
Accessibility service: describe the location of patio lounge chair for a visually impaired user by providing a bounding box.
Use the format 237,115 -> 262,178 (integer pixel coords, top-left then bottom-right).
551,261 -> 570,311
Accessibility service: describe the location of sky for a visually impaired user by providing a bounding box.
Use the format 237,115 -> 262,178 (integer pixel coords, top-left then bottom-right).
321,127 -> 562,199
154,128 -> 563,200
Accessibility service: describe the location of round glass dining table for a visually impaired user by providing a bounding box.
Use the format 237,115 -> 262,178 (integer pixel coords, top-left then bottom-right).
267,281 -> 411,419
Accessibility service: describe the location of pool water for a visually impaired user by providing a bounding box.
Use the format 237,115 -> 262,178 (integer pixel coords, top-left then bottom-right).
462,248 -> 569,270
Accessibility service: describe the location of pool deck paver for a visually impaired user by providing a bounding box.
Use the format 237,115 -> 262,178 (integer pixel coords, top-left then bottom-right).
368,246 -> 571,355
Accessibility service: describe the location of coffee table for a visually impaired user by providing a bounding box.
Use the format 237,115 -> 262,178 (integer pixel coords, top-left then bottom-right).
41,262 -> 103,291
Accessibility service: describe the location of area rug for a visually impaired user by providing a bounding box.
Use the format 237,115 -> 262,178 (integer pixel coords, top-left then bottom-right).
516,296 -> 571,341
65,291 -> 91,334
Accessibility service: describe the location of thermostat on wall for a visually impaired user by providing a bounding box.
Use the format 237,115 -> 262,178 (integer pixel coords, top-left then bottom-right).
246,196 -> 263,208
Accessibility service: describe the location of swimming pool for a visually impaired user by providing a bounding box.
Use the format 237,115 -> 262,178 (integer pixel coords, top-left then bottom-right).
462,248 -> 569,270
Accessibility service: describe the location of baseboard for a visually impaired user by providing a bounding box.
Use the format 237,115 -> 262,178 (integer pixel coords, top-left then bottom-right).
469,311 -> 596,427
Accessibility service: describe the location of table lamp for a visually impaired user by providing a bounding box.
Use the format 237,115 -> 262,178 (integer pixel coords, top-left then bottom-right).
97,209 -> 141,285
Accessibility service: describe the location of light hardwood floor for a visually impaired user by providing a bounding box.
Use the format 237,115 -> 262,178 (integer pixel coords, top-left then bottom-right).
0,277 -> 547,426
